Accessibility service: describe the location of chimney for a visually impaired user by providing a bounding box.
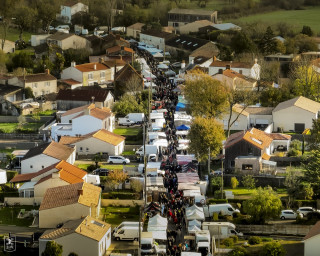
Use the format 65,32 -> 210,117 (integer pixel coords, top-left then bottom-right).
218,69 -> 223,74
94,64 -> 97,70
181,60 -> 186,69
99,58 -> 103,64
84,107 -> 90,115
213,56 -> 217,61
45,69 -> 50,75
226,64 -> 231,70
71,61 -> 76,67
78,189 -> 83,196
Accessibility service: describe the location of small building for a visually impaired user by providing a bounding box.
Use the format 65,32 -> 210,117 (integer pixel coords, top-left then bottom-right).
189,42 -> 219,64
59,129 -> 125,156
127,22 -> 145,39
106,45 -> 134,58
56,88 -> 114,110
31,34 -> 51,47
58,1 -> 89,23
0,39 -> 15,53
272,96 -> 320,132
200,23 -> 241,33
39,216 -> 111,256
21,141 -> 76,174
47,32 -> 89,50
246,106 -> 274,129
234,156 -> 277,175
140,30 -> 175,51
39,182 -> 101,228
218,104 -> 250,131
177,20 -> 213,34
304,221 -> 320,256
209,60 -> 254,77
168,8 -> 218,28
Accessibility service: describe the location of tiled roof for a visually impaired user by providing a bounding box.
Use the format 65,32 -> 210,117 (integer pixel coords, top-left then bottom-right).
75,62 -> 110,72
43,141 -> 75,161
106,45 -> 134,54
59,136 -> 87,145
190,42 -> 219,58
47,32 -> 75,41
93,129 -> 125,145
127,22 -> 145,30
59,79 -> 82,85
18,73 -> 57,83
61,105 -> 90,117
304,221 -> 320,240
63,0 -> 79,7
273,96 -> 320,114
56,160 -> 87,184
224,131 -> 246,149
40,216 -> 111,241
89,107 -> 112,120
115,64 -> 143,83
233,104 -> 250,117
39,182 -> 101,211
262,153 -> 271,160
210,60 -> 252,69
56,88 -> 111,102
168,8 -> 216,15
141,29 -> 175,40
266,133 -> 291,140
243,128 -> 273,150
245,107 -> 274,115
35,174 -> 53,185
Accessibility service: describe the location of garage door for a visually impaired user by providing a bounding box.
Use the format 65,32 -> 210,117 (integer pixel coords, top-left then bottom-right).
256,119 -> 269,125
294,123 -> 305,132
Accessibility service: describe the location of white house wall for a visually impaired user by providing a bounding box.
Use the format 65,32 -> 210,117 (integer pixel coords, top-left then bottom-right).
34,178 -> 69,198
272,106 -> 317,132
218,112 -> 249,131
73,137 -> 123,155
21,154 -> 60,174
61,67 -> 83,83
249,114 -> 273,127
72,115 -> 103,134
140,34 -> 165,50
304,235 -> 320,256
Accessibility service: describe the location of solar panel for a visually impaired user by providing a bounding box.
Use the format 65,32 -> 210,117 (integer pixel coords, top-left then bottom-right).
91,220 -> 104,227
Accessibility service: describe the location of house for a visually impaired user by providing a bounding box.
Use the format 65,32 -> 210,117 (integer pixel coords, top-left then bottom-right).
51,104 -> 115,141
209,60 -> 257,78
114,63 -> 144,98
165,35 -> 209,59
246,106 -> 274,129
21,141 -> 76,174
39,216 -> 111,256
177,20 -> 214,34
0,83 -> 23,103
61,61 -> 112,86
272,96 -> 320,132
168,8 -> 218,28
86,34 -> 130,55
106,45 -> 134,58
56,88 -> 114,110
224,128 -> 291,170
89,55 -> 132,65
199,23 -> 241,33
127,22 -> 145,39
303,221 -> 320,256
58,1 -> 89,23
7,70 -> 57,97
212,69 -> 257,90
31,34 -> 51,47
58,79 -> 83,90
47,32 -> 89,50
10,160 -> 88,203
0,39 -> 15,53
218,104 -> 250,131
140,30 -> 175,51
39,182 -> 101,228
59,129 -> 125,155
234,156 -> 276,175
189,42 -> 219,64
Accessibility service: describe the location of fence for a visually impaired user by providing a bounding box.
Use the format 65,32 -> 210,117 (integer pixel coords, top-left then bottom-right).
237,224 -> 313,236
0,133 -> 43,140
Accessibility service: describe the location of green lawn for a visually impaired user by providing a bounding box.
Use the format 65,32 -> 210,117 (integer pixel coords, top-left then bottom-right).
0,205 -> 38,226
76,163 -> 135,171
225,187 -> 288,198
113,128 -> 142,136
100,206 -> 140,227
231,6 -> 320,34
122,151 -> 135,156
4,28 -> 32,43
0,123 -> 43,133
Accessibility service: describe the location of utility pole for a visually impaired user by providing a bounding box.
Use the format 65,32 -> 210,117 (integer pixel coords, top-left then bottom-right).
208,147 -> 211,176
221,160 -> 224,199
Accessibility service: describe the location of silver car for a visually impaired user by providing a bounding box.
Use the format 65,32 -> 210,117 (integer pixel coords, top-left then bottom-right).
280,210 -> 302,220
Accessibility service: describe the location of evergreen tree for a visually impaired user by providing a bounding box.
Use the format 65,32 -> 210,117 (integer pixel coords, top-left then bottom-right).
301,25 -> 314,37
259,26 -> 277,54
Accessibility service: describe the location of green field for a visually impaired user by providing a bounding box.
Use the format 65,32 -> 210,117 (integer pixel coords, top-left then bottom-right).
113,128 -> 142,136
231,6 -> 320,34
0,123 -> 43,133
3,27 -> 32,43
100,206 -> 139,227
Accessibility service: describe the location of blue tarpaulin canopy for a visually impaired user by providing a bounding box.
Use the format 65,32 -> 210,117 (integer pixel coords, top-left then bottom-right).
176,102 -> 186,111
177,124 -> 190,130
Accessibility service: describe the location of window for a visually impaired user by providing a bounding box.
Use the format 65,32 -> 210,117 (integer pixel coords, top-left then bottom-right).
32,83 -> 37,88
239,70 -> 243,74
88,73 -> 93,80
30,165 -> 33,168
80,147 -> 83,152
42,165 -> 44,169
100,71 -> 105,78
45,81 -> 50,86
234,121 -> 239,126
242,164 -> 253,170
86,147 -> 89,152
223,120 -> 228,126
118,230 -> 124,234
228,207 -> 234,211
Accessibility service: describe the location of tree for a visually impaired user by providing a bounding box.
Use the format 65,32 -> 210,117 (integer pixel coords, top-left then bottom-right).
294,34 -> 318,53
0,0 -> 16,51
211,176 -> 222,193
130,179 -> 143,193
308,118 -> 320,149
24,87 -> 34,99
301,25 -> 314,37
259,61 -> 280,83
0,49 -> 7,74
231,31 -> 255,55
227,246 -> 248,256
125,76 -> 143,96
243,187 -> 282,224
36,0 -> 61,33
17,115 -> 27,129
92,153 -> 102,168
184,73 -> 228,118
231,177 -> 239,189
107,170 -> 128,190
259,26 -> 277,54
10,51 -> 33,71
64,48 -> 90,67
42,241 -> 63,256
241,175 -> 256,190
260,241 -> 285,256
54,53 -> 65,75
13,6 -> 36,41
188,117 -> 225,161
6,153 -> 16,170
303,149 -> 320,197
112,94 -> 145,117
284,167 -> 301,205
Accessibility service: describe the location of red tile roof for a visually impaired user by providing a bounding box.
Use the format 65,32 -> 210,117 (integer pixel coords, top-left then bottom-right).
210,61 -> 252,69
75,62 -> 110,72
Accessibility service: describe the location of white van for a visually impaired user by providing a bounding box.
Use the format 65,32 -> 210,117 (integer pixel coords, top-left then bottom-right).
113,222 -> 140,233
203,203 -> 240,217
113,226 -> 140,241
55,25 -> 70,31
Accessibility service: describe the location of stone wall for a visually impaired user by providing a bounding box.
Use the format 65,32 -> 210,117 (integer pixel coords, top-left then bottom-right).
237,224 -> 313,236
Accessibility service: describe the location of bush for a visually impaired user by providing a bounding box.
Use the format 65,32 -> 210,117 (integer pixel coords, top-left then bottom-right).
261,237 -> 273,242
102,191 -> 139,200
207,198 -> 228,204
231,177 -> 239,189
248,236 -> 262,245
223,238 -> 234,247
287,148 -> 300,157
307,211 -> 320,221
230,235 -> 239,243
87,164 -> 99,172
259,241 -> 285,256
213,212 -> 219,221
227,246 -> 248,256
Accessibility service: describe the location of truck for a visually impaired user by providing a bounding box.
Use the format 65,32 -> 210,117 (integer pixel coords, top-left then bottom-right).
141,232 -> 166,255
195,230 -> 211,256
125,113 -> 145,124
118,118 -> 135,126
203,204 -> 240,217
202,222 -> 243,239
113,226 -> 141,241
135,145 -> 158,157
113,221 -> 140,233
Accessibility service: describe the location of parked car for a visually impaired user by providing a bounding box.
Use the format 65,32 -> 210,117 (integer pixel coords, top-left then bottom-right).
297,207 -> 320,216
92,168 -> 110,176
107,156 -> 130,164
211,168 -> 223,176
171,62 -> 181,68
280,210 -> 302,220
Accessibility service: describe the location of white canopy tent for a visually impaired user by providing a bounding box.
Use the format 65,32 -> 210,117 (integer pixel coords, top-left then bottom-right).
188,225 -> 201,234
148,214 -> 168,233
186,209 -> 205,221
188,219 -> 201,228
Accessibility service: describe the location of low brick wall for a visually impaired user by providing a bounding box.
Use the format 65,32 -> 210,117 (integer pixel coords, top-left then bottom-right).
237,224 -> 313,236
4,197 -> 42,206
101,199 -> 144,207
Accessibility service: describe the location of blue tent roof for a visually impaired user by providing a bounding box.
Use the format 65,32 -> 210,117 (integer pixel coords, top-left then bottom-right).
176,102 -> 186,111
177,124 -> 190,130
